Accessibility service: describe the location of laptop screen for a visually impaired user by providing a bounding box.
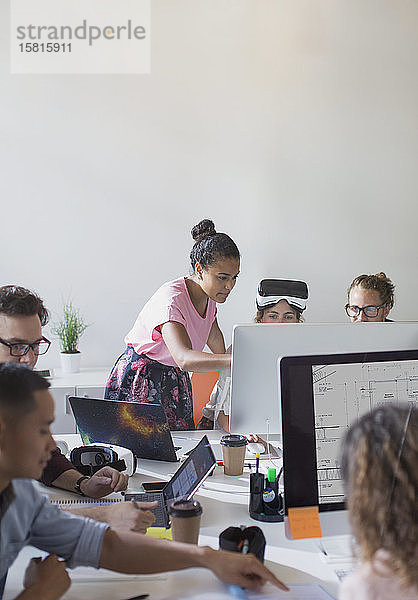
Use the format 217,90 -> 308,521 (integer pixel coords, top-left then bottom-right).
280,349 -> 418,513
164,435 -> 216,502
68,397 -> 178,462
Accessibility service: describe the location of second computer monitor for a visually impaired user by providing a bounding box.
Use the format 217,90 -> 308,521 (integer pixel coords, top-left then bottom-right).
279,348 -> 418,537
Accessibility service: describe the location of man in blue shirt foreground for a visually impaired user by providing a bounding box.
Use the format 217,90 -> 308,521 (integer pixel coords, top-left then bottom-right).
0,364 -> 288,599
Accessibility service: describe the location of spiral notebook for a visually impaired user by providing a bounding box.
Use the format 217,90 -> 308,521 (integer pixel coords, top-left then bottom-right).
50,496 -> 123,508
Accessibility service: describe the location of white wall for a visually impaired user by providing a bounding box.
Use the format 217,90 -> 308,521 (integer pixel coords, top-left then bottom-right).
1,1 -> 417,369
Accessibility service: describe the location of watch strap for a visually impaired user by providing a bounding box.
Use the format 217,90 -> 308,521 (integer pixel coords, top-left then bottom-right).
74,475 -> 90,496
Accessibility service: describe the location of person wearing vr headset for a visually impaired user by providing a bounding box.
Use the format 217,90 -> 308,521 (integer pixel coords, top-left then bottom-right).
339,404 -> 417,600
345,272 -> 395,322
198,278 -> 309,431
105,219 -> 240,430
0,364 -> 288,600
0,285 -> 156,534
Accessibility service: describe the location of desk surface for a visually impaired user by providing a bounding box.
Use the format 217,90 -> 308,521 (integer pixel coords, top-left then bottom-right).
4,431 -> 354,599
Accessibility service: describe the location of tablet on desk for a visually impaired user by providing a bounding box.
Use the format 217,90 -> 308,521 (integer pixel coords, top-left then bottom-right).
125,435 -> 216,527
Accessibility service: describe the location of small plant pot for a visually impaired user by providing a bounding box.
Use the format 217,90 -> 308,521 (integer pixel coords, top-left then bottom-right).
60,352 -> 81,374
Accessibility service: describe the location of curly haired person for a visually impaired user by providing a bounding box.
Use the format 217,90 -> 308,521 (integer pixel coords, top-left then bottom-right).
340,404 -> 418,600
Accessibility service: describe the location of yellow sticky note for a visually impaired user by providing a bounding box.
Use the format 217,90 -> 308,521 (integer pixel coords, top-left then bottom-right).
146,527 -> 172,540
287,506 -> 322,539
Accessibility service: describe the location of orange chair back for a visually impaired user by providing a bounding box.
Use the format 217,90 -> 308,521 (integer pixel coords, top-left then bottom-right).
191,371 -> 220,427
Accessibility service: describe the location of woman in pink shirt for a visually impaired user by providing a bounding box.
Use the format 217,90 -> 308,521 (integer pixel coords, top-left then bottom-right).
105,219 -> 240,430
339,404 -> 418,600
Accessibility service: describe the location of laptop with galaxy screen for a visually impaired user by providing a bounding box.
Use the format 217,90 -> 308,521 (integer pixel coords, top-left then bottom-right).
68,396 -> 179,462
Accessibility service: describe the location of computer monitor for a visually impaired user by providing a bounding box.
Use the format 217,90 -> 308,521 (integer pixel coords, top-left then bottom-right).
229,322 -> 418,435
279,348 -> 418,537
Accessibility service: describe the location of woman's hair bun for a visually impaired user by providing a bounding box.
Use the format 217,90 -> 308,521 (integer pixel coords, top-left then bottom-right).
191,219 -> 216,243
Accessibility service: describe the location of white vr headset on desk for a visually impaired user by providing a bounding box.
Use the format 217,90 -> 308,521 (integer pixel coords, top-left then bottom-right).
70,443 -> 137,477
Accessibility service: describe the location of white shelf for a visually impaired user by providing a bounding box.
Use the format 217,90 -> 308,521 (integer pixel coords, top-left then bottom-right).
47,367 -> 110,388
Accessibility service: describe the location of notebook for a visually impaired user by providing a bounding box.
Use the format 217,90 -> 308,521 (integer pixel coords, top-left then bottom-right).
69,396 -> 179,462
125,435 -> 216,527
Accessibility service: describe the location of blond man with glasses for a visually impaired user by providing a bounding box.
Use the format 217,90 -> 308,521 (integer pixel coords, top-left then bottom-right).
345,272 -> 395,323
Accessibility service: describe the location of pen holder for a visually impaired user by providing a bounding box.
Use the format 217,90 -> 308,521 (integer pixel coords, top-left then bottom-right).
249,473 -> 284,523
219,526 -> 266,563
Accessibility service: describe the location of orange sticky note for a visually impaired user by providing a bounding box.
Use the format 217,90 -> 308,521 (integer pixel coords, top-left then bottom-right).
287,506 -> 323,539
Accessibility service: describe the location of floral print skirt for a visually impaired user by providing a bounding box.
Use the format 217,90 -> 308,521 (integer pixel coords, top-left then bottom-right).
104,347 -> 195,431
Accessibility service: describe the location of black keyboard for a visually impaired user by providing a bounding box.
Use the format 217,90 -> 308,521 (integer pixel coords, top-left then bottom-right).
124,492 -> 169,528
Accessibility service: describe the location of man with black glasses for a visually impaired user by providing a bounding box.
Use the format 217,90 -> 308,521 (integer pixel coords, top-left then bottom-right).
0,285 -> 156,532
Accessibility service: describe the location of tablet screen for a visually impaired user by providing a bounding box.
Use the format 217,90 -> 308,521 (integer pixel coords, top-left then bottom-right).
164,435 -> 216,502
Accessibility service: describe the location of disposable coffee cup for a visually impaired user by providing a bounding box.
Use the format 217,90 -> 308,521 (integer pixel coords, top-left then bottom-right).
220,434 -> 248,476
168,499 -> 202,544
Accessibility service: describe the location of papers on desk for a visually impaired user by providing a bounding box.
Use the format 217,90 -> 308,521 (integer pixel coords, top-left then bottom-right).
317,536 -> 354,563
316,536 -> 356,583
171,585 -> 335,599
249,586 -> 335,599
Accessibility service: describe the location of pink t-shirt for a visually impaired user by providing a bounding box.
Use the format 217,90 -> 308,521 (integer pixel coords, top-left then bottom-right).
125,278 -> 217,368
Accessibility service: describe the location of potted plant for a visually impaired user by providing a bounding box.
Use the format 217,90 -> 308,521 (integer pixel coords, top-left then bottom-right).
52,300 -> 89,374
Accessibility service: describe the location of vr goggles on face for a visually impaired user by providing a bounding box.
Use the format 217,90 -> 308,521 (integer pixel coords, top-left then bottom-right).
256,279 -> 309,312
70,443 -> 137,476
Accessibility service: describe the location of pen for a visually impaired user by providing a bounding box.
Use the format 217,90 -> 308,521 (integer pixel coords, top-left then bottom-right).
228,585 -> 248,598
318,541 -> 328,556
228,539 -> 250,599
122,595 -> 149,600
256,452 -> 260,473
132,501 -> 145,511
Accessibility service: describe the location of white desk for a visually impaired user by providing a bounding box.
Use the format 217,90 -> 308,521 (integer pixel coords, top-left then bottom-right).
4,431 -> 354,599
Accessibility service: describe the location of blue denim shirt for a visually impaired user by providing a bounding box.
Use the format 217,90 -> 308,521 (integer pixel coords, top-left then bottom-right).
0,479 -> 109,597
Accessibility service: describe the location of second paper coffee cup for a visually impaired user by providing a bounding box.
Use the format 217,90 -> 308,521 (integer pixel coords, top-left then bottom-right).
220,434 -> 247,475
168,499 -> 202,544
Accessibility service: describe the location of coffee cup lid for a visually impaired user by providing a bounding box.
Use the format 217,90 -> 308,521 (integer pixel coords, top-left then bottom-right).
168,499 -> 202,518
220,434 -> 248,447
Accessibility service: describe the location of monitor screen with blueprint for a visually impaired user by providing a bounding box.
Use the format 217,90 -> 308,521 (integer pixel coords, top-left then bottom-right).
280,349 -> 418,513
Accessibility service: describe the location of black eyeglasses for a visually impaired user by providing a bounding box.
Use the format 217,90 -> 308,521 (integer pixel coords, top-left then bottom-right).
345,304 -> 386,318
0,336 -> 51,357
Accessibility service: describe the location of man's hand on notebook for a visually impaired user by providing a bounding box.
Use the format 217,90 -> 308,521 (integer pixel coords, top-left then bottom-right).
80,466 -> 129,498
100,501 -> 158,533
68,501 -> 158,534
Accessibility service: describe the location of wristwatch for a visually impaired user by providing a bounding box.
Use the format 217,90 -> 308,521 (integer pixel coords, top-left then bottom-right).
74,475 -> 90,496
